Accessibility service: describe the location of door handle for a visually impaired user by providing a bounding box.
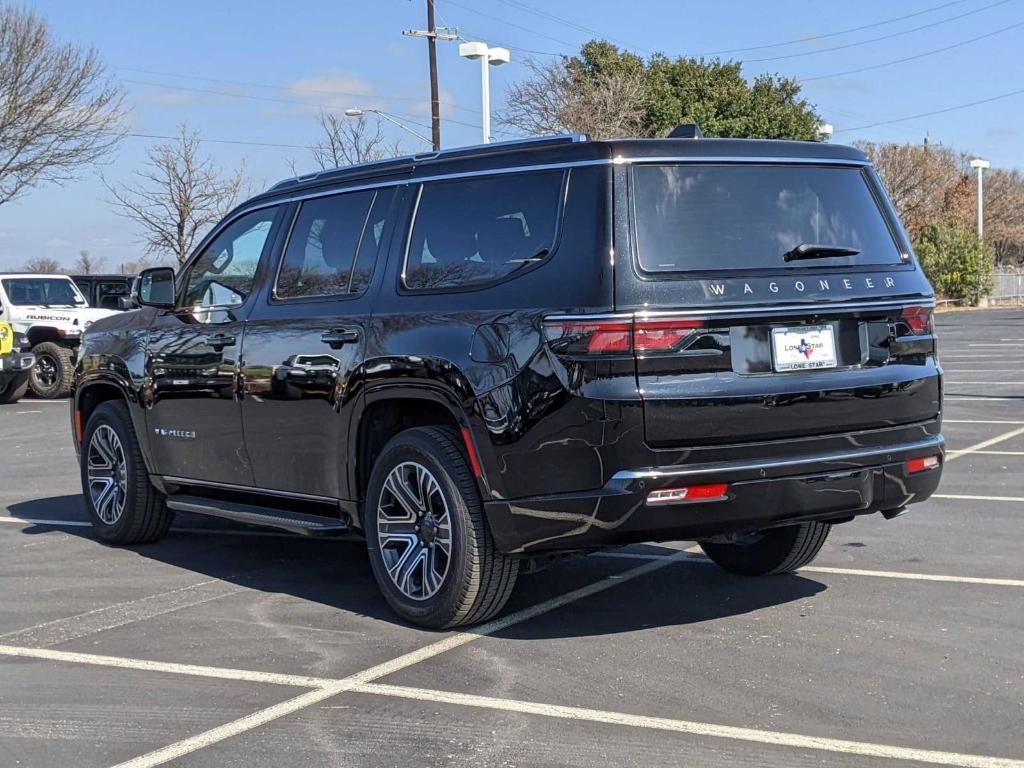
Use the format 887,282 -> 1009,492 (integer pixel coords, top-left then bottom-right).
205,333 -> 236,349
320,329 -> 360,349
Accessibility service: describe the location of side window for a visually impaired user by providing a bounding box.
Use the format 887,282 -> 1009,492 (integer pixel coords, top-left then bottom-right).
97,281 -> 129,310
350,188 -> 395,294
275,190 -> 376,299
184,207 -> 278,309
403,171 -> 563,291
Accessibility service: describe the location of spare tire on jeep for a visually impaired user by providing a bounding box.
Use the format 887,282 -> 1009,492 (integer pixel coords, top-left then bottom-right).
29,342 -> 75,399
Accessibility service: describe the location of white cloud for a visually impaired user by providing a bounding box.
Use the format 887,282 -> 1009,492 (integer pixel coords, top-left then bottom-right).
277,70 -> 379,115
46,237 -> 72,248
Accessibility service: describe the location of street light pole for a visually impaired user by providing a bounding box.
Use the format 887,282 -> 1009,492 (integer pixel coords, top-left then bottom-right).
970,157 -> 991,240
458,42 -> 510,143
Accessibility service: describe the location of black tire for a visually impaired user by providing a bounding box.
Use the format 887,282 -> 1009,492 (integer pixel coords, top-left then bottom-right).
699,521 -> 831,576
81,400 -> 173,544
364,426 -> 518,629
0,372 -> 30,404
29,342 -> 75,399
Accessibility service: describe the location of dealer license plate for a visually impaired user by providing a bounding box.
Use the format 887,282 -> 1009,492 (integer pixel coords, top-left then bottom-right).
771,325 -> 837,372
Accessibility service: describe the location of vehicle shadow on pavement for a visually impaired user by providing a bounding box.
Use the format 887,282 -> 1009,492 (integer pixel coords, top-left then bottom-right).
11,495 -> 827,637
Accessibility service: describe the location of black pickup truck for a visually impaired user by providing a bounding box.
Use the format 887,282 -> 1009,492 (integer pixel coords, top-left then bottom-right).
71,130 -> 944,628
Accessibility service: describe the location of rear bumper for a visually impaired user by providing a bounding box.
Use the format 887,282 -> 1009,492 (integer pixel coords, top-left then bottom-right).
483,434 -> 944,554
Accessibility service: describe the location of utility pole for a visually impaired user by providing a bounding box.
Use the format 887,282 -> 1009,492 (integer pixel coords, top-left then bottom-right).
403,3 -> 458,152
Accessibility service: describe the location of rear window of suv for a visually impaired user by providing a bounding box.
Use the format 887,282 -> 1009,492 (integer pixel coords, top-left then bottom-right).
631,164 -> 903,274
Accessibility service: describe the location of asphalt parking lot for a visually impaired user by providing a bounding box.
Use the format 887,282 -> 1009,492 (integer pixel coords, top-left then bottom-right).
2,308 -> 1022,768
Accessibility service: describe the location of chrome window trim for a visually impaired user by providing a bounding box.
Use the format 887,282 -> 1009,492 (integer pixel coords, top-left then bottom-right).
613,156 -> 869,166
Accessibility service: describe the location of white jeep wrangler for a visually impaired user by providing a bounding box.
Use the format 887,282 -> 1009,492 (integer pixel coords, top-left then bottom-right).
0,274 -> 118,398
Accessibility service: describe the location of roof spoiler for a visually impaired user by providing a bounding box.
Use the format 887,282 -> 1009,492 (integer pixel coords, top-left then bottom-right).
668,124 -> 703,139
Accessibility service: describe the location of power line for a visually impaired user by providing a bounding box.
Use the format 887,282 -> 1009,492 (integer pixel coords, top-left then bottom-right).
125,132 -> 308,149
114,66 -> 482,116
698,0 -> 972,55
747,0 -> 1012,63
121,78 -> 485,130
800,18 -> 1024,81
493,0 -> 651,54
833,86 -> 1024,131
440,0 -> 580,50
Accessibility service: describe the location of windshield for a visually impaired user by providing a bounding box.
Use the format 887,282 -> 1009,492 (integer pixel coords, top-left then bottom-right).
631,164 -> 904,273
2,277 -> 87,306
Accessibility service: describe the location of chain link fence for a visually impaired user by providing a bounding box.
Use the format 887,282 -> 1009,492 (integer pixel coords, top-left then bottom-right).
991,269 -> 1024,304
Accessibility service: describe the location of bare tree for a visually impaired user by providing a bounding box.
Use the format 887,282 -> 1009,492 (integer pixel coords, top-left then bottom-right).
73,249 -> 105,274
500,58 -> 651,140
105,125 -> 245,265
857,141 -> 963,238
22,256 -> 61,273
298,111 -> 402,172
0,5 -> 124,206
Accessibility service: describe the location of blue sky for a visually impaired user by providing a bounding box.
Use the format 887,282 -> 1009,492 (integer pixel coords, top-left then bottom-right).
2,0 -> 1022,271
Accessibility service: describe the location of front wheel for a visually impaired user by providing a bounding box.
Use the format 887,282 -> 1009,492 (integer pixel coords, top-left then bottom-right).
699,521 -> 831,576
81,400 -> 173,544
364,426 -> 518,629
29,342 -> 74,399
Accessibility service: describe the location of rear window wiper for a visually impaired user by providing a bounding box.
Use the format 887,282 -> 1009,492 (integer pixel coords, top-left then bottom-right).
783,243 -> 860,262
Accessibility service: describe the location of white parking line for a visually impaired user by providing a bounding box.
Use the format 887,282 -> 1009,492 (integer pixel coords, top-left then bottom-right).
0,514 -> 312,538
83,552 -> 686,768
933,493 -> 1024,503
952,450 -> 1024,456
592,551 -> 1024,588
946,425 -> 1024,461
944,420 -> 1024,425
353,682 -> 1024,768
946,396 -> 1023,402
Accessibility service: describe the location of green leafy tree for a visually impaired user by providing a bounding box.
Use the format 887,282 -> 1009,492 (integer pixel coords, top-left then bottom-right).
502,40 -> 821,141
915,220 -> 994,305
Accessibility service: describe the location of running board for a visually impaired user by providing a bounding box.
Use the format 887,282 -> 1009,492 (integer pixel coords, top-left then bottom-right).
165,494 -> 351,537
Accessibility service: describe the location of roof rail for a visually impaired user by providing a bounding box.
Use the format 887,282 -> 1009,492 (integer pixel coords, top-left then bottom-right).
267,133 -> 589,192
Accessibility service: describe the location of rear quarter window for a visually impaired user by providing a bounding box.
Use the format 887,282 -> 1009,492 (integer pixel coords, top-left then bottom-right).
403,170 -> 564,291
631,164 -> 904,274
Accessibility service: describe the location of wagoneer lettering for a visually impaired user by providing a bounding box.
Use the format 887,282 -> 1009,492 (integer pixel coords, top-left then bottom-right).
71,129 -> 943,629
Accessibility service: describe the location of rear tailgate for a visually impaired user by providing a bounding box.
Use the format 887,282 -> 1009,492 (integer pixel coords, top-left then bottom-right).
617,159 -> 940,449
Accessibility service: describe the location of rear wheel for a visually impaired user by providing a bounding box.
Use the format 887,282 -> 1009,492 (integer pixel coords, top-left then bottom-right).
29,342 -> 74,399
364,426 -> 518,629
81,400 -> 173,544
0,372 -> 30,404
699,521 -> 831,576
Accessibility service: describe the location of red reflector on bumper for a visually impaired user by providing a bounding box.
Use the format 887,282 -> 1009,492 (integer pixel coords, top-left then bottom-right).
647,482 -> 730,506
906,455 -> 941,474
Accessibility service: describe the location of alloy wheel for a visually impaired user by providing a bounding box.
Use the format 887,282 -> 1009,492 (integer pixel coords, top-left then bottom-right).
376,461 -> 452,601
34,354 -> 57,388
87,425 -> 128,525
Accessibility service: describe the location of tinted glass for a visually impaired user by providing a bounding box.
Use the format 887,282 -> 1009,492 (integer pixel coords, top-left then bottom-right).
632,165 -> 902,273
350,188 -> 394,294
184,208 -> 278,308
404,171 -> 563,291
276,191 -> 376,299
2,278 -> 85,306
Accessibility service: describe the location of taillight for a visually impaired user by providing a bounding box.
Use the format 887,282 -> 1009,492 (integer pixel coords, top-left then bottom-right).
647,482 -> 730,506
634,318 -> 703,352
906,455 -> 941,474
543,316 -> 705,356
900,306 -> 933,335
543,319 -> 632,355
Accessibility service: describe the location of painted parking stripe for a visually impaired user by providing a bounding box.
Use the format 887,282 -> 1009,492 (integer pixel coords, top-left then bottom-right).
952,450 -> 1024,456
933,493 -> 1024,503
83,553 -> 687,768
946,425 -> 1024,460
0,514 -> 312,538
946,396 -> 1024,402
593,551 -> 1024,587
354,682 -> 1024,768
0,644 -> 333,688
944,420 -> 1024,425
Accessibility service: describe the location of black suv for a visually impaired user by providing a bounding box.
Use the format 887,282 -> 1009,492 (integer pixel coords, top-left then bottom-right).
72,132 -> 943,628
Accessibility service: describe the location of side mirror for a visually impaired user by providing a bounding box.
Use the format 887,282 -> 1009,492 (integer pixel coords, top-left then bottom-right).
136,267 -> 176,309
